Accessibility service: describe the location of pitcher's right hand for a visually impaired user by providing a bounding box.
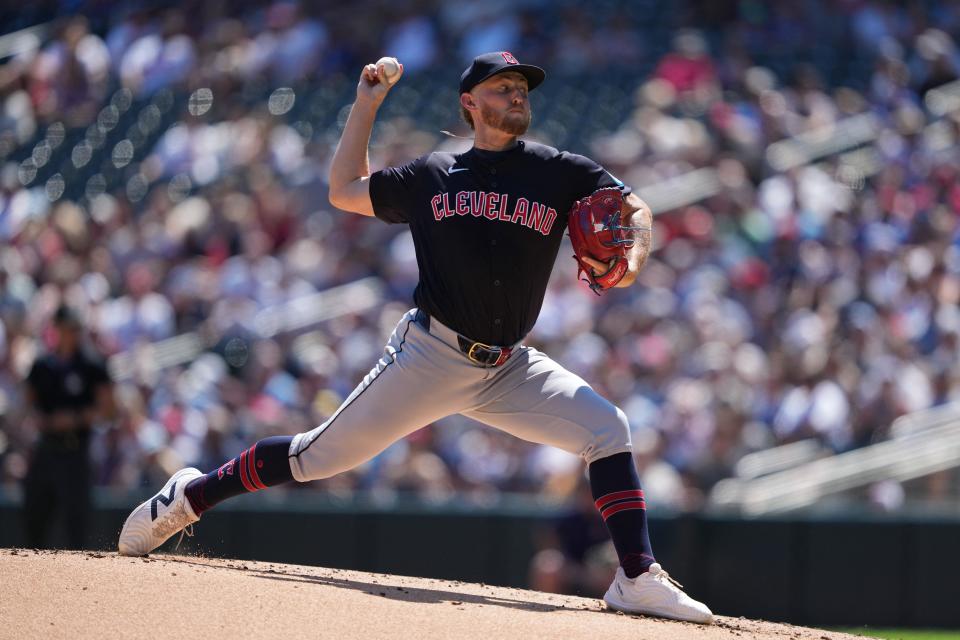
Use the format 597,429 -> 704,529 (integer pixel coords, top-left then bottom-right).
356,59 -> 404,106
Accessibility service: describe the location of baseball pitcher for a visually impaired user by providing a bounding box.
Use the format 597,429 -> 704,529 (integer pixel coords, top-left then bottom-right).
119,52 -> 713,624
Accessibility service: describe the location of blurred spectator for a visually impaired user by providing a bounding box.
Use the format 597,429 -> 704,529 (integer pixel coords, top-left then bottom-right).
910,29 -> 960,98
456,6 -> 521,61
27,17 -> 109,126
653,29 -> 719,111
119,9 -> 196,96
382,10 -> 438,73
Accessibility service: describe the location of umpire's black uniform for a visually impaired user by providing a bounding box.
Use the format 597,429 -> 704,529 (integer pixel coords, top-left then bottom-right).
23,309 -> 110,549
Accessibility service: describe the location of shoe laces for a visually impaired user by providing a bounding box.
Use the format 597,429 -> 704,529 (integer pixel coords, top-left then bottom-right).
175,524 -> 194,551
647,563 -> 684,590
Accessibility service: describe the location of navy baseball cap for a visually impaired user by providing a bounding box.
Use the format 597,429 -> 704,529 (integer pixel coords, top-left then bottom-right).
53,304 -> 82,327
459,51 -> 545,94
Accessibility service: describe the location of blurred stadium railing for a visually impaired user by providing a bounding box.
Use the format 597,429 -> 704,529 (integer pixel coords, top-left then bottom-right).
711,402 -> 960,514
108,276 -> 383,381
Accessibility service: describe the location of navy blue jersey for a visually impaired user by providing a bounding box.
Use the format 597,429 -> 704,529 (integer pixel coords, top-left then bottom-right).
27,349 -> 110,416
369,140 -> 629,345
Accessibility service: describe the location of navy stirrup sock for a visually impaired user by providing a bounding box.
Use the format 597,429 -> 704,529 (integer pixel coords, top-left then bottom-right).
589,451 -> 656,579
184,436 -> 295,515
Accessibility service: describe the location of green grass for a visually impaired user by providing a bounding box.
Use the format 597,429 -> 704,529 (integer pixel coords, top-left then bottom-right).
837,629 -> 960,640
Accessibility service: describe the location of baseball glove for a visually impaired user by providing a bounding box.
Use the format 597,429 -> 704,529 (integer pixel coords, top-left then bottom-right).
567,187 -> 636,294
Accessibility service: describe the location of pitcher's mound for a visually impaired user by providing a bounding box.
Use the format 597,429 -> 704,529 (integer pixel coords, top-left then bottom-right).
2,549 -> 870,640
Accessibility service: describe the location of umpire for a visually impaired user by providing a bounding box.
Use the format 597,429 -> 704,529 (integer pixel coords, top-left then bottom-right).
22,305 -> 113,549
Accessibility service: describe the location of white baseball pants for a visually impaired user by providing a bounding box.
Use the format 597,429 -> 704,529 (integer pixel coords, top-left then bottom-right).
288,308 -> 632,481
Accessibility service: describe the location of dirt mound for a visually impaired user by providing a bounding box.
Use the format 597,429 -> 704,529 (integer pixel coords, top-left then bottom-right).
2,549 -> 870,640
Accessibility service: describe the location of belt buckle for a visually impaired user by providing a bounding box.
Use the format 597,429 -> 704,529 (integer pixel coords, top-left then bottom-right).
467,342 -> 493,366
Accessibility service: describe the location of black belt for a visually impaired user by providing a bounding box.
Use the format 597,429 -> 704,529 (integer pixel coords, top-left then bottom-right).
415,310 -> 515,368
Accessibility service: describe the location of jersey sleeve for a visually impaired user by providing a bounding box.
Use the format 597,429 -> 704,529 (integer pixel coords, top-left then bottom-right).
368,156 -> 426,224
562,152 -> 633,200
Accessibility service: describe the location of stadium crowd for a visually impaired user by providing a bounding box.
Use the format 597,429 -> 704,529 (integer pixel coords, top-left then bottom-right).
2,0 -> 960,525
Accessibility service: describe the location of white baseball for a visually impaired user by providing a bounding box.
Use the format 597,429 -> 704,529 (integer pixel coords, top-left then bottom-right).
376,56 -> 400,84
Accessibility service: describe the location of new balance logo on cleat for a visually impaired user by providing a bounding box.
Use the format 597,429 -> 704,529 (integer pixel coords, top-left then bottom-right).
119,468 -> 202,556
616,582 -> 624,597
150,482 -> 177,521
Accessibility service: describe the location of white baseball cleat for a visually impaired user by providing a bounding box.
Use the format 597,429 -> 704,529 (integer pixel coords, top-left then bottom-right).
118,468 -> 202,556
603,563 -> 714,624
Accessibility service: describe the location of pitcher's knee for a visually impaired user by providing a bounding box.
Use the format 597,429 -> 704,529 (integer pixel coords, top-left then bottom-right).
582,406 -> 632,464
288,426 -> 350,481
288,447 -> 352,482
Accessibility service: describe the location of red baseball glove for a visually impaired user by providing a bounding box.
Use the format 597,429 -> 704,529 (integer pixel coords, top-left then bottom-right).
567,187 -> 636,294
